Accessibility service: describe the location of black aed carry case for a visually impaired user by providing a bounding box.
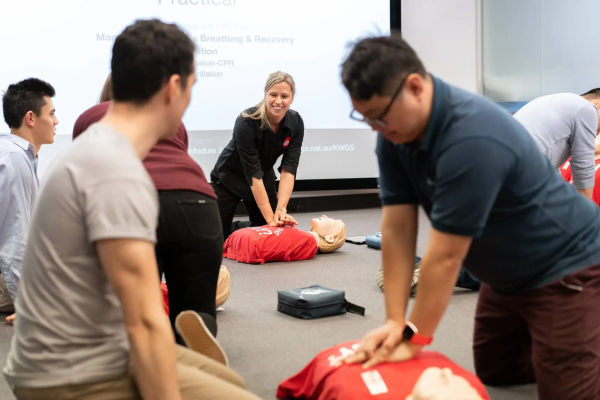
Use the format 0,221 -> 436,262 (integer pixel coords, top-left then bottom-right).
277,285 -> 365,320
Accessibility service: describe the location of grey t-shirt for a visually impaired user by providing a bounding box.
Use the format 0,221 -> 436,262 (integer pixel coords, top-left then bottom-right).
514,93 -> 598,189
3,124 -> 158,388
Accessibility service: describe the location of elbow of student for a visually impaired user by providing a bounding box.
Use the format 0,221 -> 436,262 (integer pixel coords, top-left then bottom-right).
431,256 -> 464,276
125,314 -> 170,341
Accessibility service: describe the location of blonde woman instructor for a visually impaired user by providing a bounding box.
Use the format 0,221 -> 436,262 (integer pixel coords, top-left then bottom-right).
211,71 -> 304,238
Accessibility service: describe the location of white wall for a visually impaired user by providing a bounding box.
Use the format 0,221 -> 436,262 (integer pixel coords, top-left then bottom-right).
401,0 -> 478,93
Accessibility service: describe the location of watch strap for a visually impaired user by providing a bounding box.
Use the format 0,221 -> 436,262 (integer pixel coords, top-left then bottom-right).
404,321 -> 433,346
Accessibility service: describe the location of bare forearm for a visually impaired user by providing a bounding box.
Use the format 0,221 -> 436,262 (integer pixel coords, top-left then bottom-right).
277,170 -> 295,209
408,256 -> 462,338
251,177 -> 274,223
380,205 -> 418,323
577,187 -> 594,200
383,229 -> 415,323
128,317 -> 181,400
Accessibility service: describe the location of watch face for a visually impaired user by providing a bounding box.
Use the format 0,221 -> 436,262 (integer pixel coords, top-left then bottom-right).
402,324 -> 415,341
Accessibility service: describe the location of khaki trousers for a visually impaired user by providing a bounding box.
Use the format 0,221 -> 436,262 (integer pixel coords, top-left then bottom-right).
0,274 -> 14,313
14,345 -> 262,400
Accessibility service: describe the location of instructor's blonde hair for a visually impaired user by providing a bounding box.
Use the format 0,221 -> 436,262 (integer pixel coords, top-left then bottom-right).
242,71 -> 296,131
99,73 -> 113,103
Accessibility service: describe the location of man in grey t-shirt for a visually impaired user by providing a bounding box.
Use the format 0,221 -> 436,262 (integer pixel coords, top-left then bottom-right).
514,89 -> 600,200
4,19 -> 259,400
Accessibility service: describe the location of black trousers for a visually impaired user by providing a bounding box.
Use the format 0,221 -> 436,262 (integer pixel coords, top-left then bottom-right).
156,190 -> 223,341
212,181 -> 277,239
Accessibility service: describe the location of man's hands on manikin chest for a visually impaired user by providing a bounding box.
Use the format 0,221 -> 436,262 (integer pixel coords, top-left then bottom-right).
344,204 -> 472,368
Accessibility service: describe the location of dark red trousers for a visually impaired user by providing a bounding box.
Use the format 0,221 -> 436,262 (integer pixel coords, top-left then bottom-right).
473,264 -> 600,400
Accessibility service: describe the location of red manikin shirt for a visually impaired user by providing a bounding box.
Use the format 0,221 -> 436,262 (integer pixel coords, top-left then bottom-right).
559,158 -> 600,207
277,341 -> 490,400
223,226 -> 318,264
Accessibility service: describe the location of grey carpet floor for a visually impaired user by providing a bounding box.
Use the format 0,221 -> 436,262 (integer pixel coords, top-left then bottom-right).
0,208 -> 537,399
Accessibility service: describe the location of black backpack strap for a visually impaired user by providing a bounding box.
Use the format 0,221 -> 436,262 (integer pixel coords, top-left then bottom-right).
344,300 -> 365,316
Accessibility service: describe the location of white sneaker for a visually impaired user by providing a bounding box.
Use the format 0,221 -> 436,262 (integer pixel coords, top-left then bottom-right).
411,259 -> 421,296
376,258 -> 422,296
175,311 -> 229,367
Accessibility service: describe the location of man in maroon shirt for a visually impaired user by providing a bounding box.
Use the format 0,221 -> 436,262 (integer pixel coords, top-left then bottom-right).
74,100 -> 223,340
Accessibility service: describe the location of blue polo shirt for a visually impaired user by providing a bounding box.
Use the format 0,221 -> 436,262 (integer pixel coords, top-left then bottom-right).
377,76 -> 600,293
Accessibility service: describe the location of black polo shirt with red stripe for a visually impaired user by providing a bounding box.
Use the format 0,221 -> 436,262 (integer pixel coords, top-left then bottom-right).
211,107 -> 304,201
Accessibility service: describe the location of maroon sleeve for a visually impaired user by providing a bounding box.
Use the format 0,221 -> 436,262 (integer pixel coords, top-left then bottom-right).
73,102 -> 111,140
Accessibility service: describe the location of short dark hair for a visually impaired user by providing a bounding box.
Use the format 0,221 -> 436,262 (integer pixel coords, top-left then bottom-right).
2,78 -> 55,129
111,19 -> 196,104
581,88 -> 600,99
341,32 -> 427,100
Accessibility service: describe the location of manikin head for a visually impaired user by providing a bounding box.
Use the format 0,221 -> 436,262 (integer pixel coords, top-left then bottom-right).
216,265 -> 231,308
406,367 -> 484,400
581,88 -> 600,135
2,78 -> 58,153
309,215 -> 346,253
110,19 -> 197,140
341,33 -> 433,145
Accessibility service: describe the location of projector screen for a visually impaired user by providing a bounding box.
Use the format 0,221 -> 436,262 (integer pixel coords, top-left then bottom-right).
0,0 -> 390,180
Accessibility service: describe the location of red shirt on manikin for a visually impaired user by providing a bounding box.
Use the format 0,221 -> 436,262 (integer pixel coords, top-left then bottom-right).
223,226 -> 318,264
277,341 -> 490,400
72,101 -> 215,198
559,158 -> 600,207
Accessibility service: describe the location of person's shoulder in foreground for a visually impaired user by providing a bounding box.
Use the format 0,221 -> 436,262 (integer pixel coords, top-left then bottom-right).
434,75 -> 535,150
424,77 -> 600,291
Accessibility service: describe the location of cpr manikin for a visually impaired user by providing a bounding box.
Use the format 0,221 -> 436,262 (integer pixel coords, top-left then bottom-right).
162,265 -> 231,315
277,341 -> 489,400
407,367 -> 484,400
308,215 -> 347,253
223,215 -> 346,264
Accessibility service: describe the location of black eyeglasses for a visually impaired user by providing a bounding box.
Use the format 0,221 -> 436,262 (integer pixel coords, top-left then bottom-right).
349,73 -> 412,128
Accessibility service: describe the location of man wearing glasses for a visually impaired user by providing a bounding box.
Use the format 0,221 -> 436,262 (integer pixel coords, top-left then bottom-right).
340,34 -> 600,400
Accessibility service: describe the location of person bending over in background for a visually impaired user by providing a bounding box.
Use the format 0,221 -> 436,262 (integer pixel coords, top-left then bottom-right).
514,88 -> 600,200
341,34 -> 600,400
4,19 -> 260,400
559,134 -> 600,207
211,71 -> 303,238
74,73 -> 222,340
0,78 -> 58,326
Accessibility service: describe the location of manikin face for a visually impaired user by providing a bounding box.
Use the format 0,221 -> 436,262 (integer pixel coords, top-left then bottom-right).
406,367 -> 483,400
310,215 -> 344,244
30,96 -> 58,145
265,82 -> 293,123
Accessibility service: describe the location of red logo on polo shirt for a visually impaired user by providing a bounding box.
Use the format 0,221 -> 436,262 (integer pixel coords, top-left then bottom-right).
283,137 -> 291,148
